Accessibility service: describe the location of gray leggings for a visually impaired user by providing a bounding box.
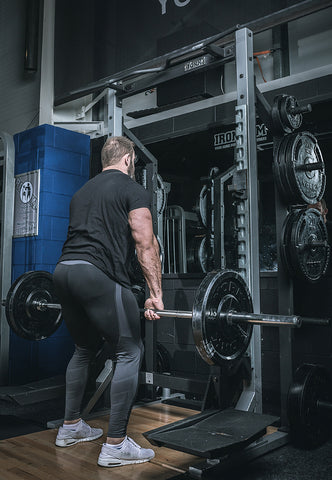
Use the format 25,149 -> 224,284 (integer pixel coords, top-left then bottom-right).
53,262 -> 144,437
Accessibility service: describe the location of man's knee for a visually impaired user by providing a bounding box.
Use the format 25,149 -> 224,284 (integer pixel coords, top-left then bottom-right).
117,339 -> 144,364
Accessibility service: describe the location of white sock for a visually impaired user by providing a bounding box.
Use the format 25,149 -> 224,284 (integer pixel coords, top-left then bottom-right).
62,419 -> 82,430
107,436 -> 127,449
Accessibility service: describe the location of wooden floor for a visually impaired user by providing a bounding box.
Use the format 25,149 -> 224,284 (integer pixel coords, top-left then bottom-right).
0,403 -> 202,480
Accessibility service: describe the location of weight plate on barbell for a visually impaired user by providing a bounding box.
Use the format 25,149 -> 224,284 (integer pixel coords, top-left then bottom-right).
288,363 -> 332,449
192,269 -> 253,365
273,132 -> 325,205
5,271 -> 63,341
281,208 -> 330,283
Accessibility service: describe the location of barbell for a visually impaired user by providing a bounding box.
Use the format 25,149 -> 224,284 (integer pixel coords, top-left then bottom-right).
2,269 -> 330,366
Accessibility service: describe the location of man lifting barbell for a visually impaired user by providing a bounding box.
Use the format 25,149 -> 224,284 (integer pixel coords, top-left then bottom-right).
52,136 -> 164,467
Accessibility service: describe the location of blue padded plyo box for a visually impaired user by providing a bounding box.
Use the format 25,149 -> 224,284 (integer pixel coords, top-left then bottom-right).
10,124 -> 90,385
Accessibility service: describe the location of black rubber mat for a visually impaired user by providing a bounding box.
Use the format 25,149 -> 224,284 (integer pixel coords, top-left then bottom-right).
144,408 -> 279,458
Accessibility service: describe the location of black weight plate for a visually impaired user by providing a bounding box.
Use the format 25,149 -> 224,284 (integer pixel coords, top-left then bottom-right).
273,138 -> 287,202
273,134 -> 297,204
279,95 -> 302,133
187,235 -> 209,273
289,208 -> 329,282
284,132 -> 303,204
273,138 -> 290,202
192,269 -> 253,365
5,271 -> 62,341
198,185 -> 208,228
288,132 -> 325,205
271,95 -> 286,135
279,134 -> 298,204
288,364 -> 332,449
156,343 -> 171,373
280,209 -> 299,278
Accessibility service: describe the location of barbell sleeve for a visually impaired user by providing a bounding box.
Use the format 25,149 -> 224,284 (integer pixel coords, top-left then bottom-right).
45,303 -> 62,310
224,311 -> 302,327
299,317 -> 330,327
316,399 -> 332,413
289,103 -> 312,115
32,300 -> 61,311
295,161 -> 324,172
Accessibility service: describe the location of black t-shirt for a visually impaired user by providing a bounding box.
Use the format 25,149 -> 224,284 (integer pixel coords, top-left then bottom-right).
59,169 -> 151,288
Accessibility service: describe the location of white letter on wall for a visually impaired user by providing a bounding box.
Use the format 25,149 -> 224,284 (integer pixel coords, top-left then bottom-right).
158,0 -> 167,15
174,0 -> 191,7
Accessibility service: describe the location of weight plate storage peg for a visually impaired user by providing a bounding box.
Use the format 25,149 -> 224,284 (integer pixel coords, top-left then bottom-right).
273,131 -> 326,205
281,208 -> 330,283
288,364 -> 332,449
5,271 -> 63,341
192,269 -> 253,365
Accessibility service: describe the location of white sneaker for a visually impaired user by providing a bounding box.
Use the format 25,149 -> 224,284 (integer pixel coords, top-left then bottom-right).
55,419 -> 103,447
98,436 -> 155,467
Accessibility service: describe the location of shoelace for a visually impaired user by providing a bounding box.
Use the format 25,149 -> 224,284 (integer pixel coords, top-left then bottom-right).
80,420 -> 93,433
127,437 -> 141,449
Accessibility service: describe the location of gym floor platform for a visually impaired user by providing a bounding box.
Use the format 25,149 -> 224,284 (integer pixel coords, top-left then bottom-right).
0,402 -> 331,480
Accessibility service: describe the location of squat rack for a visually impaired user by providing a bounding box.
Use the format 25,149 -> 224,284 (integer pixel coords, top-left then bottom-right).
55,25 -> 296,470
57,26 -> 265,417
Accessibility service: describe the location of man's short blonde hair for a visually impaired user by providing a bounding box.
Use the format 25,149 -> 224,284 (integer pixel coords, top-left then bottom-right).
101,136 -> 135,168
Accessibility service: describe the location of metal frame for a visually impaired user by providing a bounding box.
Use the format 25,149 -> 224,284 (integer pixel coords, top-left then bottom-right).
233,28 -> 262,413
50,3 -> 332,140
39,0 -> 55,125
165,205 -> 188,274
0,132 -> 15,385
213,166 -> 236,269
53,0 -> 332,108
104,90 -> 123,137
